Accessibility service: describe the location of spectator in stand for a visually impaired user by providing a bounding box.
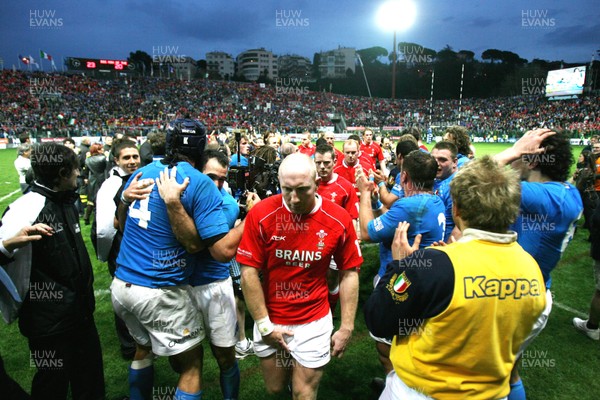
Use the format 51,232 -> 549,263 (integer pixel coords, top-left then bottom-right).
14,144 -> 31,193
1,71 -> 599,137
297,131 -> 316,157
444,126 -> 472,168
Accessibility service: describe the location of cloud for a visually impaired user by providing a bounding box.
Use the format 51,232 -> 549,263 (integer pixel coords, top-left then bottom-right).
541,23 -> 600,46
467,17 -> 499,28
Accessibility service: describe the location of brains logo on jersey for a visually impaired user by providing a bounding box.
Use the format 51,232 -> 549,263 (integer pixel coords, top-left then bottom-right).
316,229 -> 327,249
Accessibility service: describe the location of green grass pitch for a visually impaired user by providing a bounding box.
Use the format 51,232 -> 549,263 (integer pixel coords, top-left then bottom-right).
0,143 -> 598,399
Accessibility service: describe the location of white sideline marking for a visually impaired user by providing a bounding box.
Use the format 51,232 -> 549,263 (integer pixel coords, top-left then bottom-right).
553,300 -> 587,318
0,189 -> 20,202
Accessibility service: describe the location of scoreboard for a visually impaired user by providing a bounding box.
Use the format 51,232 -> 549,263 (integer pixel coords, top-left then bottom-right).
66,57 -> 136,72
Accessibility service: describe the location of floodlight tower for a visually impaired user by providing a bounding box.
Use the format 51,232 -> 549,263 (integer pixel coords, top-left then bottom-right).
376,0 -> 416,99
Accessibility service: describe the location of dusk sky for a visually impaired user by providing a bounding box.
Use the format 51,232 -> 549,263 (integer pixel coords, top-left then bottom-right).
1,0 -> 598,70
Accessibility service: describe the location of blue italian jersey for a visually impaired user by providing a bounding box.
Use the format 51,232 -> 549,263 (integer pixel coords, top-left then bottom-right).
456,154 -> 470,169
391,171 -> 405,199
510,181 -> 583,288
368,193 -> 446,277
190,188 -> 239,286
116,161 -> 229,288
434,173 -> 456,240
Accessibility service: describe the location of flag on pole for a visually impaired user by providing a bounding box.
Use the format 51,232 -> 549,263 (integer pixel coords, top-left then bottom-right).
18,54 -> 30,65
28,55 -> 40,68
39,50 -> 52,61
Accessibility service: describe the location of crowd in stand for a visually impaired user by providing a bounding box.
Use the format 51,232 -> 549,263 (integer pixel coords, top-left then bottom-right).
1,70 -> 599,140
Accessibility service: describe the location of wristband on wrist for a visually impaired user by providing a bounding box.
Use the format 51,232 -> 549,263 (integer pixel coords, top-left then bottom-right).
120,192 -> 132,206
371,200 -> 383,210
256,316 -> 275,336
377,181 -> 385,188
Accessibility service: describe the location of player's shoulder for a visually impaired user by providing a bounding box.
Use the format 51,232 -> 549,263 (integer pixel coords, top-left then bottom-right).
334,173 -> 354,189
319,196 -> 352,221
521,180 -> 573,197
250,194 -> 283,216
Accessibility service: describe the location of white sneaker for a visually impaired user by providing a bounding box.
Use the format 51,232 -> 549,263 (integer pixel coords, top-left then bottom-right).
573,317 -> 600,340
235,339 -> 255,359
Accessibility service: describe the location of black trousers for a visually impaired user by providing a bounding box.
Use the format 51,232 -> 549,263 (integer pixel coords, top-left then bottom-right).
0,354 -> 30,400
27,322 -> 105,400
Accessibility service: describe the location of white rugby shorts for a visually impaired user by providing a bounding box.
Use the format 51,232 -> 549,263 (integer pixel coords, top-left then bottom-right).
252,312 -> 333,369
111,278 -> 204,356
190,277 -> 238,348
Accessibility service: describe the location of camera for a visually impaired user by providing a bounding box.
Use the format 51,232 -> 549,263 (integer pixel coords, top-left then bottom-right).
227,156 -> 281,219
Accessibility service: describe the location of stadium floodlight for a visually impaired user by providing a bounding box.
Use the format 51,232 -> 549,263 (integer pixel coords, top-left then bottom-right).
376,0 -> 417,99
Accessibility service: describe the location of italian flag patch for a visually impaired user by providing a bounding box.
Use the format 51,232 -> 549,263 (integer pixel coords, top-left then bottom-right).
393,272 -> 411,293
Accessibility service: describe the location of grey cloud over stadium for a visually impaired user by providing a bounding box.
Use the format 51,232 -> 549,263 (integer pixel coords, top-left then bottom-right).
0,0 -> 598,69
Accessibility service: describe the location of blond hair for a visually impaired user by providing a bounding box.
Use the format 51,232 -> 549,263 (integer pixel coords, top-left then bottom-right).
450,156 -> 521,233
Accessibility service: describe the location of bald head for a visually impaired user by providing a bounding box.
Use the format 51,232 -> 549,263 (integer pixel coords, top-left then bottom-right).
279,153 -> 317,182
278,153 -> 318,214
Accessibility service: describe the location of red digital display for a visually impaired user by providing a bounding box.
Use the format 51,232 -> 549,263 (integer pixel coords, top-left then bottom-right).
68,57 -> 134,72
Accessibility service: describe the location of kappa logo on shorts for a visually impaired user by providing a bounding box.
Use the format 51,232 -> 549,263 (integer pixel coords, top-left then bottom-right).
318,350 -> 330,358
167,327 -> 201,348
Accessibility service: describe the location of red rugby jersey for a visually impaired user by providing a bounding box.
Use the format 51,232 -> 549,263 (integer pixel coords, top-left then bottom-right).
236,195 -> 363,324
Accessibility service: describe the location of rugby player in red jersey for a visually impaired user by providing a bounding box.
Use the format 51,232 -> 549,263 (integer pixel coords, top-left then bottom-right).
237,153 -> 362,399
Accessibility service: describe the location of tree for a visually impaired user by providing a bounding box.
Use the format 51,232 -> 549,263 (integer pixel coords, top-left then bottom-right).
312,53 -> 321,80
128,50 -> 152,75
396,42 -> 436,65
457,50 -> 475,63
500,51 -> 527,65
481,49 -> 503,63
357,46 -> 388,65
436,45 -> 458,63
